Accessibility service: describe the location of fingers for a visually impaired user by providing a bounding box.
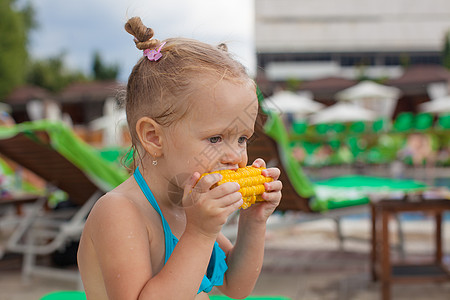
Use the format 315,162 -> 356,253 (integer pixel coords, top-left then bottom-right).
264,180 -> 282,193
252,158 -> 266,168
262,174 -> 282,204
262,167 -> 281,181
252,158 -> 281,181
183,172 -> 200,194
214,191 -> 243,208
193,173 -> 222,193
209,181 -> 240,198
188,173 -> 241,206
262,190 -> 282,203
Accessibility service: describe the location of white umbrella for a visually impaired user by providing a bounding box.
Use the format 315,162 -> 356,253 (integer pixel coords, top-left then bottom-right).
335,81 -> 401,118
309,102 -> 377,124
335,80 -> 401,101
419,95 -> 450,114
262,90 -> 324,115
90,97 -> 128,146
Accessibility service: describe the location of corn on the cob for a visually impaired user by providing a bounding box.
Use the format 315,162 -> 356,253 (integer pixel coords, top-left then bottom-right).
200,166 -> 273,209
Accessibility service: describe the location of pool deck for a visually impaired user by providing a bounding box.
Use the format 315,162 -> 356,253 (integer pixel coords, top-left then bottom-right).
2,216 -> 450,300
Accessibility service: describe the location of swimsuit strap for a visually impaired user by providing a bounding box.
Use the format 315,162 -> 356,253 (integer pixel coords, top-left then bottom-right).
133,167 -> 175,264
133,167 -> 228,294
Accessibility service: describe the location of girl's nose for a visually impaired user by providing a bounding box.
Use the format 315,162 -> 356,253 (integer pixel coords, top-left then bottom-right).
221,144 -> 244,165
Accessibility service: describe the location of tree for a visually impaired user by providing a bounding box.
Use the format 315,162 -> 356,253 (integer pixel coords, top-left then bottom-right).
0,0 -> 36,99
443,31 -> 450,70
26,53 -> 87,92
92,51 -> 119,80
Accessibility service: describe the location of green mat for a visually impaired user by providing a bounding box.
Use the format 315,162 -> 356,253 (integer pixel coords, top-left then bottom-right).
40,291 -> 86,300
39,291 -> 289,300
0,120 -> 129,192
311,175 -> 427,211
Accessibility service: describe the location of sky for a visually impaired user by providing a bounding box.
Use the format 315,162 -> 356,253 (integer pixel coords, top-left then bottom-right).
26,0 -> 255,82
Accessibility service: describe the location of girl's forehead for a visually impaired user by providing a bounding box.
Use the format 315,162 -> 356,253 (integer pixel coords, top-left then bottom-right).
187,80 -> 257,124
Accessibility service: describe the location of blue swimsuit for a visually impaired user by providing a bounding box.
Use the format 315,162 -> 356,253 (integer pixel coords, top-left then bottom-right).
134,167 -> 228,294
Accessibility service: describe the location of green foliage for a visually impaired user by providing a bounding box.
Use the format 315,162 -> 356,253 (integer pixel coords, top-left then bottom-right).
399,53 -> 411,68
443,31 -> 450,70
92,51 -> 119,80
26,53 -> 88,92
285,78 -> 301,92
0,0 -> 35,99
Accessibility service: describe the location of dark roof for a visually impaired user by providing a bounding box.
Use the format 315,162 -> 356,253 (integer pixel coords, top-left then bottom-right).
4,85 -> 53,105
57,80 -> 126,103
298,77 -> 358,101
300,77 -> 358,91
386,65 -> 450,96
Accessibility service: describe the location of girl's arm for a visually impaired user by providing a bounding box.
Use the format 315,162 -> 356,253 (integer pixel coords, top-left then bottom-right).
216,217 -> 266,298
87,195 -> 217,300
88,174 -> 243,299
217,160 -> 282,298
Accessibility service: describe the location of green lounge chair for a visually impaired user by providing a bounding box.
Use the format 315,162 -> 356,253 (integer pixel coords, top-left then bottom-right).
372,117 -> 389,133
393,112 -> 414,132
291,120 -> 307,135
414,112 -> 433,131
437,113 -> 450,129
349,121 -> 366,133
0,120 -> 129,284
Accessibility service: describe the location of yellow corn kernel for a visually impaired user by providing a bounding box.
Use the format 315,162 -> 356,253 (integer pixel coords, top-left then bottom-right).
200,166 -> 273,209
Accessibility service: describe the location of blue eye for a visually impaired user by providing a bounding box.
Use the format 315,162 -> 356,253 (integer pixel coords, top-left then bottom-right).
238,136 -> 248,144
209,136 -> 222,144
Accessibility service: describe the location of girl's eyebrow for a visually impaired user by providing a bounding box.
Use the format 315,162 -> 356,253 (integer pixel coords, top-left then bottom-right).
198,126 -> 254,136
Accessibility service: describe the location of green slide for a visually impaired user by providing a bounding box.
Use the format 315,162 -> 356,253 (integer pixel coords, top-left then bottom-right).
0,120 -> 129,192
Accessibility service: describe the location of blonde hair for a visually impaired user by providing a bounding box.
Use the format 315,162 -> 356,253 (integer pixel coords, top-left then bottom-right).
124,17 -> 250,167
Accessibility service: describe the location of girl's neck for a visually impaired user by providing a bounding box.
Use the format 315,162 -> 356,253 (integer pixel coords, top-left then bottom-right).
137,162 -> 183,212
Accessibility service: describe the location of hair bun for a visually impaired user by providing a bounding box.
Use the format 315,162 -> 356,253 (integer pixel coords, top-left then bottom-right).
217,43 -> 228,52
125,17 -> 160,50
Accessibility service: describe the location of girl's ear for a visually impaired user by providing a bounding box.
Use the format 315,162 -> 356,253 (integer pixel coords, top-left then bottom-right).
136,117 -> 163,156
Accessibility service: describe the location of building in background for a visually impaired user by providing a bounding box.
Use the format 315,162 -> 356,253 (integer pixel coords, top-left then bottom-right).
255,0 -> 450,96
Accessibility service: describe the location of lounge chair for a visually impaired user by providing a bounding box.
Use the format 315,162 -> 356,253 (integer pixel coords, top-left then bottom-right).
0,120 -> 128,284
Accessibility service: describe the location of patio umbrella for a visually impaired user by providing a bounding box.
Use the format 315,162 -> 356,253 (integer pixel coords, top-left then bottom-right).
261,90 -> 324,115
419,95 -> 450,114
336,80 -> 401,101
90,97 -> 127,146
335,81 -> 401,118
309,102 -> 377,124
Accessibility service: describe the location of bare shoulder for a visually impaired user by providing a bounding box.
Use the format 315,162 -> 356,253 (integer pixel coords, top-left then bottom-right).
85,188 -> 149,241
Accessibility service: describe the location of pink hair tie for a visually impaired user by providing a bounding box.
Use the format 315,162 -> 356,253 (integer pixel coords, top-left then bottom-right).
143,42 -> 166,61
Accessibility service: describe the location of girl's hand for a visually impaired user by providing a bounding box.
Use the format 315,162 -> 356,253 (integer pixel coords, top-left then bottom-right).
182,172 -> 243,239
241,158 -> 282,222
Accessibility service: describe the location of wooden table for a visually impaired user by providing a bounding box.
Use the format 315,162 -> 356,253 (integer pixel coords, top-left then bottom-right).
0,193 -> 40,215
370,197 -> 450,300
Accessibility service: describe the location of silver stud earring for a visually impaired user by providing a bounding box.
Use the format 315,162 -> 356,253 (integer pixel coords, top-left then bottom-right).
152,153 -> 158,166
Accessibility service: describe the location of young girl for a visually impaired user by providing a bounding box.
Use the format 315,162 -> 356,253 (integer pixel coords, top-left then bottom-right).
77,16 -> 282,300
